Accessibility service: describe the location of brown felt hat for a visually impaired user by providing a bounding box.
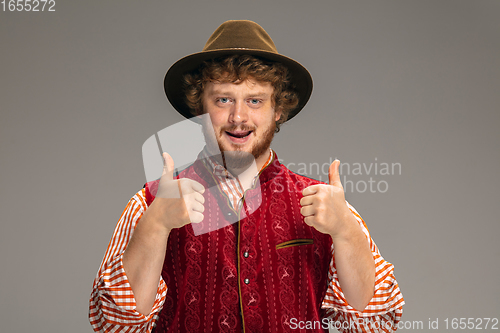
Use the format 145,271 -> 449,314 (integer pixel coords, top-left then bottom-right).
164,20 -> 313,122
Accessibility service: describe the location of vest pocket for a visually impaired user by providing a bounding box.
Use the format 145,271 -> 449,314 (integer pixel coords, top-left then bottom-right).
276,239 -> 314,250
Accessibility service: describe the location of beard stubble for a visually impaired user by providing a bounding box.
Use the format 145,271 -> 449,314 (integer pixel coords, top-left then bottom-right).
202,121 -> 276,173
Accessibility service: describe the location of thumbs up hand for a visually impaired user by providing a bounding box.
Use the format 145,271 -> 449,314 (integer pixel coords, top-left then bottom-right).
300,159 -> 356,239
151,152 -> 205,231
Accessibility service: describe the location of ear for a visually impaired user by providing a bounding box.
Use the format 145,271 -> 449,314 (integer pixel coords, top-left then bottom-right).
274,108 -> 283,122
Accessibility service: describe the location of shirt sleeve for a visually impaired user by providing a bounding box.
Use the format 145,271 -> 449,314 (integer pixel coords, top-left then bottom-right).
89,189 -> 168,332
321,202 -> 405,333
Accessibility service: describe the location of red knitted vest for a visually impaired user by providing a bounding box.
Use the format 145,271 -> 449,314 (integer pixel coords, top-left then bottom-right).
148,154 -> 332,333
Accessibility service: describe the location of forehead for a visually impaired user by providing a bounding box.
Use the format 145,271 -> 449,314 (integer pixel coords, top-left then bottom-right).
204,78 -> 273,96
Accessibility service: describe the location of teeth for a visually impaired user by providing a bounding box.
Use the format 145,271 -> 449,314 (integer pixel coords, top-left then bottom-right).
228,131 -> 250,138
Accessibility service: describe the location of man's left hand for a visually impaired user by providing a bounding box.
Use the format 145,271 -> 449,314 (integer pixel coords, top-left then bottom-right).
300,159 -> 357,239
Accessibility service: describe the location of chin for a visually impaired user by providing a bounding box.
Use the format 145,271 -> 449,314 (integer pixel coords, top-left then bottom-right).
221,149 -> 256,171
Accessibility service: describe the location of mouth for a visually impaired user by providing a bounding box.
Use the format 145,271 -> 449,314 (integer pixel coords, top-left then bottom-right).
224,130 -> 253,144
225,130 -> 252,138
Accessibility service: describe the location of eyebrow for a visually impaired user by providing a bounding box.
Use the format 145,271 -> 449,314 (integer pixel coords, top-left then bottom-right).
208,90 -> 271,98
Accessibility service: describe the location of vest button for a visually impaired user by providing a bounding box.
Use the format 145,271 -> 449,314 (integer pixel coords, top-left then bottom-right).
244,278 -> 250,285
243,251 -> 249,258
227,212 -> 233,217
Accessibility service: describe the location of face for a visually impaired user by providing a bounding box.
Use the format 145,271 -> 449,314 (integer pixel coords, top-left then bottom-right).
201,78 -> 281,171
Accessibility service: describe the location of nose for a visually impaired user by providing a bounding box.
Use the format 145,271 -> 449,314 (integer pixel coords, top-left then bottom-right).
228,100 -> 248,124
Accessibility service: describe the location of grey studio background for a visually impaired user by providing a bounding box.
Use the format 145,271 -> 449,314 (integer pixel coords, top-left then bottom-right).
1,1 -> 499,332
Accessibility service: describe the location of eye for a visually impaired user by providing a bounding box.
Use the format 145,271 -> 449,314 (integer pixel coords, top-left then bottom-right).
248,98 -> 262,107
217,97 -> 230,104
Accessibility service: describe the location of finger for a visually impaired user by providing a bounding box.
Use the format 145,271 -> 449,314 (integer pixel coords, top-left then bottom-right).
190,201 -> 205,213
302,185 -> 320,197
179,180 -> 192,195
162,152 -> 175,181
183,191 -> 204,206
193,192 -> 205,205
299,196 -> 314,207
328,159 -> 343,188
303,216 -> 314,226
300,205 -> 315,217
189,211 -> 204,224
189,180 -> 205,194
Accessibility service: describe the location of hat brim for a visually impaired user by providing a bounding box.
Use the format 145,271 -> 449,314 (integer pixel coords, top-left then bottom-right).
164,48 -> 312,123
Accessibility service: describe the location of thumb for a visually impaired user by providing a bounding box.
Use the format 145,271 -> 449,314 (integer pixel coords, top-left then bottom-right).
328,159 -> 342,187
162,152 -> 175,180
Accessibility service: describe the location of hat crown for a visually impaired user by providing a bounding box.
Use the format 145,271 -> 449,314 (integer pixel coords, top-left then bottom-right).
203,20 -> 278,53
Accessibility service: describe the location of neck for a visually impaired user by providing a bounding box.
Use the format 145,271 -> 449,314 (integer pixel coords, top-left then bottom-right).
235,148 -> 271,192
254,148 -> 272,172
203,147 -> 272,192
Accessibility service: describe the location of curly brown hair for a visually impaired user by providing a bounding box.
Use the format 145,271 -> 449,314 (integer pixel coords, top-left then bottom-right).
183,55 -> 299,132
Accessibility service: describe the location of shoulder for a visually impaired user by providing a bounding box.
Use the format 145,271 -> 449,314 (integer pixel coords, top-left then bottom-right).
133,188 -> 146,202
123,187 -> 148,210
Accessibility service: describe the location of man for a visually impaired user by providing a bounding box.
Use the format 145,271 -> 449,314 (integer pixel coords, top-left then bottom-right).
89,20 -> 404,332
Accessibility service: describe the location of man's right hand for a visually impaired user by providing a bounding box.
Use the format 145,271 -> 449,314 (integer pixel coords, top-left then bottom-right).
150,152 -> 205,230
122,152 -> 205,315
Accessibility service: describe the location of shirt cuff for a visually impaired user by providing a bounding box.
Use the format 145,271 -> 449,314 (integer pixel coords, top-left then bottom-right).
321,252 -> 404,317
90,253 -> 167,329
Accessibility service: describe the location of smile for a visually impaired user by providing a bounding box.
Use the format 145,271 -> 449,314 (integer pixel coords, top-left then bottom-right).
225,130 -> 253,144
226,131 -> 252,138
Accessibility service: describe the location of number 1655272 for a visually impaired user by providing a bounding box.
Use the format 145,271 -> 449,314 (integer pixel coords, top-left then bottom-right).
1,0 -> 56,12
